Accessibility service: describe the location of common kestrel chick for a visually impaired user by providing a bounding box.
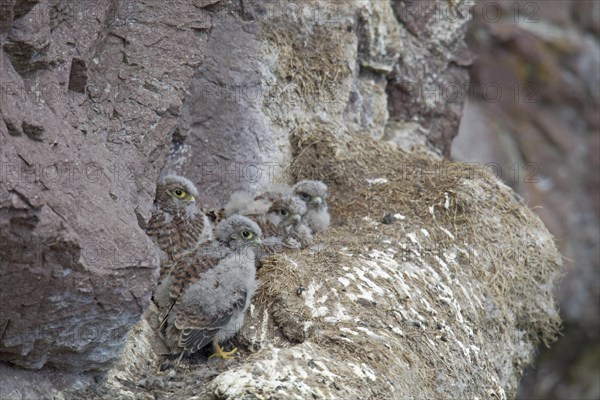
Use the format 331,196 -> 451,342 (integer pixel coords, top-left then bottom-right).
156,215 -> 262,362
222,189 -> 311,255
146,175 -> 213,277
258,194 -> 311,253
293,180 -> 330,233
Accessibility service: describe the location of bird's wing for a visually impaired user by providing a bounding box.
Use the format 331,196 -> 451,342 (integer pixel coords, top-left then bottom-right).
168,251 -> 221,300
157,250 -> 221,333
282,236 -> 302,249
254,217 -> 298,254
157,298 -> 176,334
175,289 -> 248,353
287,224 -> 312,247
146,211 -> 161,237
255,217 -> 286,239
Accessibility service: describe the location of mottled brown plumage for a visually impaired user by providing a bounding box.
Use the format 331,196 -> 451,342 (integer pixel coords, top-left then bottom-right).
146,175 -> 213,277
156,244 -> 222,333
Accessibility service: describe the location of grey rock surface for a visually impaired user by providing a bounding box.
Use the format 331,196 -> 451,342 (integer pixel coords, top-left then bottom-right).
451,1 -> 600,398
164,0 -> 472,207
1,0 -> 214,371
385,0 -> 473,157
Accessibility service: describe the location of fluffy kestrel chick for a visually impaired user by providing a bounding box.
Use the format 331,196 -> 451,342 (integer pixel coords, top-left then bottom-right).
261,195 -> 306,229
147,175 -> 213,277
215,186 -> 312,253
222,183 -> 295,218
258,194 -> 312,253
223,190 -> 272,219
226,190 -> 311,254
254,183 -> 294,202
293,180 -> 330,233
156,215 -> 262,362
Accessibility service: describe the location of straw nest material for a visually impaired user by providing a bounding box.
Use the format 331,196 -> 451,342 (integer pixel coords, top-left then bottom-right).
71,130 -> 561,400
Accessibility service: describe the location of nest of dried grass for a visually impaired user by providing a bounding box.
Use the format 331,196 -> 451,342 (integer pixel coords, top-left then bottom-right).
250,128 -> 561,398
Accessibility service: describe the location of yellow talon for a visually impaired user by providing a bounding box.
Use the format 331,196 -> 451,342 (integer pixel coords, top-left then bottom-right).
208,339 -> 238,360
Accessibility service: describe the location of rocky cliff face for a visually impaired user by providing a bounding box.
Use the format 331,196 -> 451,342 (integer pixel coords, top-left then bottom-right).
0,0 -> 216,371
0,1 -> 562,399
452,1 -> 599,398
162,0 -> 472,206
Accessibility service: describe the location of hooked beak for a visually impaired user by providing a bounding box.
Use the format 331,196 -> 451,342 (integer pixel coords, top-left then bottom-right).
184,195 -> 196,205
291,214 -> 301,223
311,196 -> 323,206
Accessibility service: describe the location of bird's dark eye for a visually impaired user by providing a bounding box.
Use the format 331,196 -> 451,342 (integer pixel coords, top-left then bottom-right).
280,209 -> 289,216
173,189 -> 186,199
241,230 -> 253,239
300,193 -> 310,200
